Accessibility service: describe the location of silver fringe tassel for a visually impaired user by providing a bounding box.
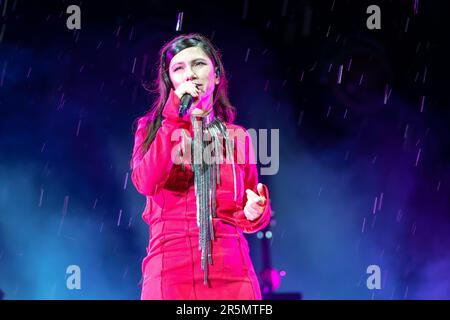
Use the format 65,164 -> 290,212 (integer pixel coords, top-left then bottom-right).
190,115 -> 237,285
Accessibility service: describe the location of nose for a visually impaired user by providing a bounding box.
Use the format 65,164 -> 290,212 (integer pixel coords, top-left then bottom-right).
185,66 -> 197,81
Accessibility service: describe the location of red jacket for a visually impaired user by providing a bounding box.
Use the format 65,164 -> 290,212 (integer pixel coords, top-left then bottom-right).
131,89 -> 272,299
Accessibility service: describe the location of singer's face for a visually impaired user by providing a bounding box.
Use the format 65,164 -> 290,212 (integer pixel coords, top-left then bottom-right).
168,46 -> 219,114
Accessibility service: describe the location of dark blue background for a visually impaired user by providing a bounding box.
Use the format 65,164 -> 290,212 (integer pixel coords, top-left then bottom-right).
0,0 -> 449,299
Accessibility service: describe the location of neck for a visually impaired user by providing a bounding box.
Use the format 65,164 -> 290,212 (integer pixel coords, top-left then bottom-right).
196,95 -> 215,123
203,108 -> 215,126
190,108 -> 215,130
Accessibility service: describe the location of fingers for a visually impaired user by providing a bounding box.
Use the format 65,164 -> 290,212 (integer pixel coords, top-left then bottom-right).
244,206 -> 260,221
250,202 -> 264,213
246,188 -> 266,206
179,81 -> 200,98
246,188 -> 258,199
187,81 -> 201,97
257,183 -> 267,199
189,84 -> 201,98
244,202 -> 264,221
244,184 -> 269,221
245,200 -> 264,214
174,81 -> 201,100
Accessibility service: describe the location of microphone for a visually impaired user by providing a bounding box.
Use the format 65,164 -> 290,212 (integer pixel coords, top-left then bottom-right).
178,94 -> 193,117
179,83 -> 201,117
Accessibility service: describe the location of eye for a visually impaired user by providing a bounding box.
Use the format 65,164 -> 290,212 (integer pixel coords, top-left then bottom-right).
173,66 -> 182,72
194,61 -> 206,66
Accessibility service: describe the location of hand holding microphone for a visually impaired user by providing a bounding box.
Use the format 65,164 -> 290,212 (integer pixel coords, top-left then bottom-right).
174,80 -> 202,117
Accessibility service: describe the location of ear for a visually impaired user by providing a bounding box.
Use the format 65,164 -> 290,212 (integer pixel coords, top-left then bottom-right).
215,68 -> 220,84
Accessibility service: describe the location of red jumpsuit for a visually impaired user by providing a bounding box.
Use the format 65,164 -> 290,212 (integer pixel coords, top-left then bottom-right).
131,89 -> 272,300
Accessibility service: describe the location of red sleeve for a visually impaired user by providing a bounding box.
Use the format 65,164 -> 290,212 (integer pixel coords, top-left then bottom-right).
131,89 -> 190,196
233,129 -> 272,234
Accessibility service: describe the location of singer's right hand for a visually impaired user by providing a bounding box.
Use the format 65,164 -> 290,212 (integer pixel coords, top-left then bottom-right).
174,80 -> 201,101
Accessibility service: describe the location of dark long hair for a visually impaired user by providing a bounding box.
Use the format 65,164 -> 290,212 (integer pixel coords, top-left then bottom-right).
131,33 -> 236,168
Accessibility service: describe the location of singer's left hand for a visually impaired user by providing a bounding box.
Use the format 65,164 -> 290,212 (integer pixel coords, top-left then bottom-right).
244,183 -> 267,221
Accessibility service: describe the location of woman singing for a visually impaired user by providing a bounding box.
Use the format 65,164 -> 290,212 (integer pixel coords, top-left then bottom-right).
130,33 -> 272,300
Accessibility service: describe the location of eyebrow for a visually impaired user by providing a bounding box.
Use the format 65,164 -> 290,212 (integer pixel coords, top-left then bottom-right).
171,58 -> 208,68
